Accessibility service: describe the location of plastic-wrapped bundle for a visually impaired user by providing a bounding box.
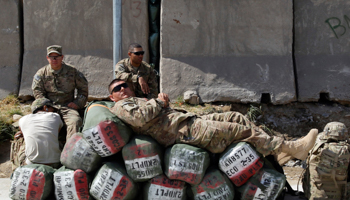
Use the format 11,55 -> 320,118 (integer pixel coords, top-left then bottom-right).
164,144 -> 210,185
9,164 -> 55,200
60,133 -> 102,173
82,101 -> 133,157
189,168 -> 235,200
143,174 -> 187,200
219,142 -> 264,187
122,135 -> 163,182
53,166 -> 91,200
90,162 -> 138,200
238,167 -> 286,200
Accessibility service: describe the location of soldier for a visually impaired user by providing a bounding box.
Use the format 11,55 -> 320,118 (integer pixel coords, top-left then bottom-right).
32,45 -> 88,139
108,79 -> 318,161
10,98 -> 63,170
115,43 -> 158,99
303,122 -> 350,199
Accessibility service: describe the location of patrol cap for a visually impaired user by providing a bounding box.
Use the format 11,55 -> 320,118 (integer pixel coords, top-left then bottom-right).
321,121 -> 349,141
31,98 -> 54,113
47,45 -> 62,55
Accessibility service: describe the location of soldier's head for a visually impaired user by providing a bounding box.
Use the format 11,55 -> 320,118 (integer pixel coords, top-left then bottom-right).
31,98 -> 57,114
108,79 -> 135,102
128,43 -> 144,67
46,45 -> 64,70
320,122 -> 349,141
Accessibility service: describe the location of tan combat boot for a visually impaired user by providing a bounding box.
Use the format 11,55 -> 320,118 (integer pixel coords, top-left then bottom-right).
281,129 -> 318,161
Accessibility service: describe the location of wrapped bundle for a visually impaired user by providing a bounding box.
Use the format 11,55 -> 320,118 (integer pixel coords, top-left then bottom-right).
9,164 -> 55,200
164,144 -> 210,185
219,142 -> 264,186
82,101 -> 133,157
238,167 -> 286,200
189,168 -> 235,200
60,133 -> 102,173
90,162 -> 138,200
53,166 -> 91,200
122,135 -> 163,182
143,174 -> 187,200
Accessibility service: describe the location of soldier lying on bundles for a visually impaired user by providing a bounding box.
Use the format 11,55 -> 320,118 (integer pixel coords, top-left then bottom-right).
108,78 -> 318,164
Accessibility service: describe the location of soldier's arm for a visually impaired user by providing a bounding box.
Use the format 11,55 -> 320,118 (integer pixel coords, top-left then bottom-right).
73,70 -> 88,109
115,61 -> 138,83
111,98 -> 164,128
31,73 -> 47,99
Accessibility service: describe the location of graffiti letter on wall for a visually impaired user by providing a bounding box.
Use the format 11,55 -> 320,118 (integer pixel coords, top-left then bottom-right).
325,17 -> 346,39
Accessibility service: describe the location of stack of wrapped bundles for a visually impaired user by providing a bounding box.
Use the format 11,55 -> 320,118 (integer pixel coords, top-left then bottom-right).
9,101 -> 287,200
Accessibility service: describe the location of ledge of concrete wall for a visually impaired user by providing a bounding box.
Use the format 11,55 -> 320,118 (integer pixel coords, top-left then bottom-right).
160,0 -> 296,104
295,0 -> 350,103
19,0 -> 149,99
0,0 -> 21,99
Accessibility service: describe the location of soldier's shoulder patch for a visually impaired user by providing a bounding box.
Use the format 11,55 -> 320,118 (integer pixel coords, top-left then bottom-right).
34,74 -> 41,81
117,64 -> 126,72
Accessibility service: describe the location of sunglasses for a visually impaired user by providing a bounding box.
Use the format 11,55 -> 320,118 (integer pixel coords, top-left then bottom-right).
130,51 -> 145,56
111,83 -> 128,94
48,55 -> 62,60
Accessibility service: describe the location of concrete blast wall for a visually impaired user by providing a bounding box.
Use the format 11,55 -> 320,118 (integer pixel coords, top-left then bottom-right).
1,0 -> 350,105
160,0 -> 295,104
0,0 -> 21,99
18,0 -> 149,99
295,0 -> 350,103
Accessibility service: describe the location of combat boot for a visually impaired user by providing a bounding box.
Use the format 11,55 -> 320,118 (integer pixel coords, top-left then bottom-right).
281,129 -> 318,161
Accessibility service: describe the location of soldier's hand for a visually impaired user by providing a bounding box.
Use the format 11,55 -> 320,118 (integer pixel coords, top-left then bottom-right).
138,76 -> 150,94
68,102 -> 79,110
158,93 -> 169,108
14,130 -> 23,140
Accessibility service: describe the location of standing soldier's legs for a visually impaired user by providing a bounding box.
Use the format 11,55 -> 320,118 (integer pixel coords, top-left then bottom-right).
10,138 -> 26,171
60,107 -> 82,140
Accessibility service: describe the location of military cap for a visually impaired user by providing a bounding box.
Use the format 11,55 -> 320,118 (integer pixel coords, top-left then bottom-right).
47,45 -> 62,55
31,98 -> 54,113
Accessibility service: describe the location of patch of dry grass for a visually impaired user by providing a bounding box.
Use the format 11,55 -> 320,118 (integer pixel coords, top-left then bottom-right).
0,95 -> 26,142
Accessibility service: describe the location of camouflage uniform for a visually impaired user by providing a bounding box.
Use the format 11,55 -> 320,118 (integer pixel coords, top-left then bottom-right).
110,97 -> 283,155
303,122 -> 350,200
32,62 -> 88,139
115,58 -> 158,98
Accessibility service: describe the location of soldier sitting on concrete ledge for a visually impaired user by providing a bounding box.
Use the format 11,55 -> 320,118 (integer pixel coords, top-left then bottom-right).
107,78 -> 318,164
32,45 -> 88,140
115,43 -> 158,99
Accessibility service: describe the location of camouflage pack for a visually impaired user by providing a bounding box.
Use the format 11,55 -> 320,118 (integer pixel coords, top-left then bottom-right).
302,138 -> 350,199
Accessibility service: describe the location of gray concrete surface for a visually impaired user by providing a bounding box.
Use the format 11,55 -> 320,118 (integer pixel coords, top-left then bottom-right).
295,0 -> 350,103
160,0 -> 295,104
0,0 -> 21,100
18,0 -> 149,99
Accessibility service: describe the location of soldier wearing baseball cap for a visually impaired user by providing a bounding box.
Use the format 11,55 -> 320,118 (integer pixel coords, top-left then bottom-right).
46,45 -> 62,55
31,98 -> 56,114
32,45 -> 88,140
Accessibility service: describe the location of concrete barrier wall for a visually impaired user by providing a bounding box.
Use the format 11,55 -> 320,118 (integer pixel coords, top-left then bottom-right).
160,0 -> 295,104
0,0 -> 21,99
295,0 -> 350,103
1,0 -> 350,104
18,0 -> 149,99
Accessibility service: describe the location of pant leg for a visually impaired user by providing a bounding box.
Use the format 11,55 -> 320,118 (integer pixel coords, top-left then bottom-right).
59,107 -> 82,140
177,117 -> 283,155
10,138 -> 26,171
200,112 -> 255,128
